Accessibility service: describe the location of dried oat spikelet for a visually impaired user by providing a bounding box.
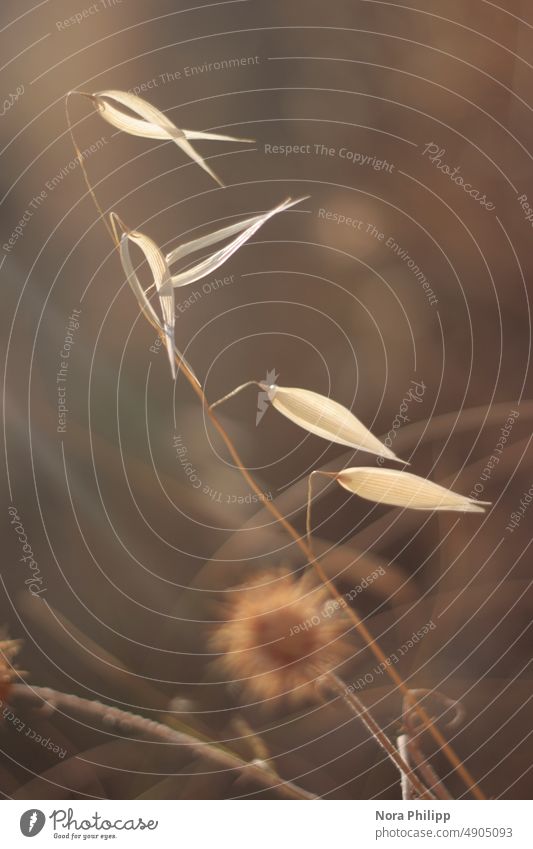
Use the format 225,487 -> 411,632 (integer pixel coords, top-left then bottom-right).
114,217 -> 180,381
168,197 -> 305,289
211,381 -> 407,462
333,467 -> 489,512
113,198 -> 305,380
91,89 -> 253,186
211,571 -> 349,705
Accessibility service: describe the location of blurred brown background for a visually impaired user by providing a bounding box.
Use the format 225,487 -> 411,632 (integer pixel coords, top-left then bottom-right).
1,0 -> 532,799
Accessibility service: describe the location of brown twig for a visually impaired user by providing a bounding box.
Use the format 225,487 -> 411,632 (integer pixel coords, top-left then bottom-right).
8,685 -> 314,800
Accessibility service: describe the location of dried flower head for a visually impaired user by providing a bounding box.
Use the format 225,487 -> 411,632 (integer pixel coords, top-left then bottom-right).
0,639 -> 21,701
211,571 -> 350,705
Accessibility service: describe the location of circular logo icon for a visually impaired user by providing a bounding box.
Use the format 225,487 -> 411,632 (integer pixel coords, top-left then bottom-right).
20,810 -> 46,837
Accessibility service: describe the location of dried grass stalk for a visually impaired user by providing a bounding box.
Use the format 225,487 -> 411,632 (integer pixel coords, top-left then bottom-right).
112,197 -> 304,380
116,221 -> 176,378
9,685 -> 314,800
64,86 -> 487,801
397,734 -> 416,799
321,672 -> 435,800
210,381 -> 406,460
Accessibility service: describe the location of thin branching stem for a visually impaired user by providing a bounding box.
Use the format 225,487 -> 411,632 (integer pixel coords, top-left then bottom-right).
133,256 -> 486,803
66,96 -> 485,801
321,673 -> 435,800
209,381 -> 263,411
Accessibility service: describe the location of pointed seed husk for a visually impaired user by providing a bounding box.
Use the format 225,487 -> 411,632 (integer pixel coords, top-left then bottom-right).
93,89 -> 251,186
335,467 -> 490,512
116,222 -> 198,384
267,385 -> 406,461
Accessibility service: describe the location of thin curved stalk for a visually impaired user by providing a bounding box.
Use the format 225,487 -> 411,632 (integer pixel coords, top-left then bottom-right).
397,735 -> 415,799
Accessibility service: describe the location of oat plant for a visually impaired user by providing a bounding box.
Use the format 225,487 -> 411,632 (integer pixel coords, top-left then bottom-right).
54,86 -> 493,799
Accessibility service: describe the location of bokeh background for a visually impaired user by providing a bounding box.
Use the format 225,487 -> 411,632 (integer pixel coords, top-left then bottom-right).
1,0 -> 532,799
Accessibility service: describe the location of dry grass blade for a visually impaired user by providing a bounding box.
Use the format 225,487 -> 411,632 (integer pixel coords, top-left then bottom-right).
335,467 -> 490,512
168,197 -> 306,288
93,89 -> 252,186
268,385 -> 408,461
112,198 -> 305,378
401,691 -> 456,800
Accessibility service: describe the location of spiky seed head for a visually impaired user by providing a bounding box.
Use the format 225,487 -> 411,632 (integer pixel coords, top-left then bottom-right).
211,571 -> 350,706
